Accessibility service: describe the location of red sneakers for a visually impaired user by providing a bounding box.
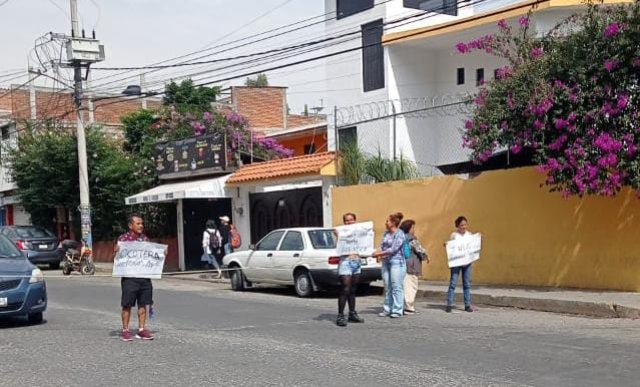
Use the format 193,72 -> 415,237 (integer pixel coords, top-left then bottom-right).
136,329 -> 154,340
121,330 -> 134,342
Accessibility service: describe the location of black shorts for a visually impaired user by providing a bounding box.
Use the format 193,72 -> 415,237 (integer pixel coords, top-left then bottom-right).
121,278 -> 153,308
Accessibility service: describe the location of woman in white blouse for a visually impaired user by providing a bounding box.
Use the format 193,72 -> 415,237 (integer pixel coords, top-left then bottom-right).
446,216 -> 474,313
202,219 -> 223,278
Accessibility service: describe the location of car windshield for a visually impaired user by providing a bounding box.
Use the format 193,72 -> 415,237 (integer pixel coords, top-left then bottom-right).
0,235 -> 23,258
308,230 -> 337,249
14,227 -> 55,238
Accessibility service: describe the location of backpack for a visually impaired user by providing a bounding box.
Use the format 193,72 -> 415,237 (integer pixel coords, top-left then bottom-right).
402,238 -> 411,260
207,230 -> 221,251
230,225 -> 242,249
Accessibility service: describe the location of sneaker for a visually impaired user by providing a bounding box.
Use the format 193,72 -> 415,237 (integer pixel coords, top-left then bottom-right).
465,306 -> 474,313
136,329 -> 154,340
121,329 -> 133,342
348,311 -> 365,323
445,306 -> 453,313
390,313 -> 402,318
378,312 -> 390,317
336,314 -> 347,327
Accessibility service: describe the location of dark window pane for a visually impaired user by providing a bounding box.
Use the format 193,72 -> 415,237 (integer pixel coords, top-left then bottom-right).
362,19 -> 385,92
457,68 -> 465,85
403,0 -> 458,16
476,68 -> 485,86
279,231 -> 304,251
256,231 -> 285,251
338,127 -> 357,152
337,0 -> 374,20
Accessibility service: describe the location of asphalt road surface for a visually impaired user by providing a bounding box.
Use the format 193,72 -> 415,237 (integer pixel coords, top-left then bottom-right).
2,276 -> 640,386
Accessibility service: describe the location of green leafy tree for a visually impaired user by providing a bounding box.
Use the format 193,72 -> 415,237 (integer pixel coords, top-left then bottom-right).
245,73 -> 269,87
163,79 -> 220,112
10,127 -> 147,240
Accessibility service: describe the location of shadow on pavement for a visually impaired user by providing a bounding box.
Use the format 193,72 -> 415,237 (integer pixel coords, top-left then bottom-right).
0,317 -> 48,329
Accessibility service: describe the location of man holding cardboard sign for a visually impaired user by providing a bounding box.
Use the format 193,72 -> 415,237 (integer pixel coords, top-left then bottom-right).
113,215 -> 167,342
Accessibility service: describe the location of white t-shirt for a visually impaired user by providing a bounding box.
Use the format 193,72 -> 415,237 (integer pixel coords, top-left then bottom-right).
450,231 -> 473,242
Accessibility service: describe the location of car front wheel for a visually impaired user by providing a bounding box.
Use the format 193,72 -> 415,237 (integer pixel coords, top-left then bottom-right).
294,270 -> 313,298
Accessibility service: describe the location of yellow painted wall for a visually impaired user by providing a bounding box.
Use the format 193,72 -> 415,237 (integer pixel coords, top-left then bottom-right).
332,167 -> 640,291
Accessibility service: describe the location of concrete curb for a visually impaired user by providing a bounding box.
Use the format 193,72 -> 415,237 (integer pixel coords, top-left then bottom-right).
411,288 -> 640,319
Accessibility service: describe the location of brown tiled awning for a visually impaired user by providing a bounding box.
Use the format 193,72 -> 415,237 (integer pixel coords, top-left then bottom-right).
227,152 -> 336,184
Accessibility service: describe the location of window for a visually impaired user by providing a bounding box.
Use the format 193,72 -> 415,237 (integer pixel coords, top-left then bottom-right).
338,127 -> 357,152
1,125 -> 9,140
457,68 -> 465,85
362,19 -> 385,92
279,231 -> 304,251
308,230 -> 337,250
403,0 -> 458,16
14,226 -> 55,238
476,68 -> 485,86
337,0 -> 374,20
304,143 -> 316,154
256,231 -> 285,251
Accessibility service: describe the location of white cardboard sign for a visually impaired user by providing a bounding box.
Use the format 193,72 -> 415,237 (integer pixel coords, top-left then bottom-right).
335,221 -> 375,256
112,241 -> 167,279
446,233 -> 482,268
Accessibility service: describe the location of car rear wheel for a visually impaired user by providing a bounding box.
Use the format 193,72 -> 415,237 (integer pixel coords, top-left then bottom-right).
294,270 -> 313,298
28,312 -> 44,325
229,266 -> 245,291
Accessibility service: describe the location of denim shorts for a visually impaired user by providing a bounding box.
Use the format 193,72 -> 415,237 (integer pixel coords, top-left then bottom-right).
338,257 -> 362,276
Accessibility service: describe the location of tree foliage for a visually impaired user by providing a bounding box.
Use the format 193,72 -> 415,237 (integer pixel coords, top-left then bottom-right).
10,127 -> 146,240
461,2 -> 640,197
245,73 -> 269,87
163,79 -> 220,112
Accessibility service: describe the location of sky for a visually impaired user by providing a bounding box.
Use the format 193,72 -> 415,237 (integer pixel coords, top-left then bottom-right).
0,0 -> 327,113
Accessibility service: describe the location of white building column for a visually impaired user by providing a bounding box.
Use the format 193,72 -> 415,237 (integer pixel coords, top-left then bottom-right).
177,199 -> 186,271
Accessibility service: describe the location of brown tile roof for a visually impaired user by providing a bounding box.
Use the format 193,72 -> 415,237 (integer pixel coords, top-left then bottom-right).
227,152 -> 336,184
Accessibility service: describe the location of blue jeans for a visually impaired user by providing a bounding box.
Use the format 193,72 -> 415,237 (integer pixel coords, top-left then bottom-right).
381,257 -> 406,315
447,264 -> 472,307
338,257 -> 361,276
224,243 -> 232,256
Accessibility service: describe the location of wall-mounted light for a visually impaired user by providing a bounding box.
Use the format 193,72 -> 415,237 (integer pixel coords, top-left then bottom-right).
278,199 -> 286,207
235,207 -> 244,216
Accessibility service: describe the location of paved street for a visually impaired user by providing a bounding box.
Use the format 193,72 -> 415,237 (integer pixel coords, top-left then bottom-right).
2,276 -> 640,386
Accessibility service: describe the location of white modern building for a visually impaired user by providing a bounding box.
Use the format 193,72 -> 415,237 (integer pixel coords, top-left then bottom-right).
323,0 -> 630,174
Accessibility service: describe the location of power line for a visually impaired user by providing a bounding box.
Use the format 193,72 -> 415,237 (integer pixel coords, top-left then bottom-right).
91,0 -> 491,106
91,6 -> 432,93
88,0 -> 397,89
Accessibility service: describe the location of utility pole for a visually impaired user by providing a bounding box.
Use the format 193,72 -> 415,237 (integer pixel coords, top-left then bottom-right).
66,0 -> 104,264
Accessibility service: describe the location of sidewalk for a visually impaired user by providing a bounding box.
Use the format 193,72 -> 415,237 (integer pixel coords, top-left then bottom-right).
91,262 -> 640,318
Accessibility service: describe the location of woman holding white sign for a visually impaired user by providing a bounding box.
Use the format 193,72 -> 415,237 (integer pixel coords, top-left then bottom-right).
445,216 -> 474,313
373,212 -> 407,318
335,212 -> 365,327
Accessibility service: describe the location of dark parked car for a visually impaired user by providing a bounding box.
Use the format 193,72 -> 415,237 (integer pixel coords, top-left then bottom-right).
0,233 -> 47,324
0,226 -> 60,269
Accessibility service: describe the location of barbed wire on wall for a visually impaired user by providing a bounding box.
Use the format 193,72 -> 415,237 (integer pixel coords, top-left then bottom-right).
333,93 -> 474,128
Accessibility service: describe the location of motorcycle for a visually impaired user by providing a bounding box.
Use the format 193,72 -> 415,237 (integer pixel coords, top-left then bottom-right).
60,239 -> 96,275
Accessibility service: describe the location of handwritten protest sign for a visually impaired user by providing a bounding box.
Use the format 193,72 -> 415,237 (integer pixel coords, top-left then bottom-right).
446,233 -> 482,268
112,241 -> 167,279
335,221 -> 375,256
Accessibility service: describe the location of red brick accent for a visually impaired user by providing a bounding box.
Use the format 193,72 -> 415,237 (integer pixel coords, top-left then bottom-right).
232,86 -> 286,130
0,87 -> 160,127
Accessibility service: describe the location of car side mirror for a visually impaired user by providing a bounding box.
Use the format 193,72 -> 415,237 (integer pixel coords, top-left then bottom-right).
249,244 -> 256,250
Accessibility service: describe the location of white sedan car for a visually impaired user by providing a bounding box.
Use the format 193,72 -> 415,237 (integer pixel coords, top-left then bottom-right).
222,227 -> 382,297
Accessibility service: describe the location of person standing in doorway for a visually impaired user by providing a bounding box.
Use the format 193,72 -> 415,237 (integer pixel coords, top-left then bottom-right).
373,212 -> 407,318
446,216 -> 474,313
219,216 -> 232,257
115,214 -> 163,342
202,220 -> 223,279
399,219 -> 429,315
335,212 -> 365,327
